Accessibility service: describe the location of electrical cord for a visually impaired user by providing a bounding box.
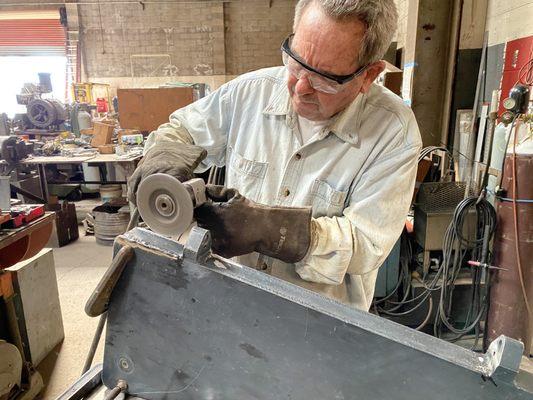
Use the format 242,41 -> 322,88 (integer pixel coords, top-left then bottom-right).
373,237 -> 435,318
416,288 -> 433,331
418,146 -> 453,163
375,143 -> 497,342
375,195 -> 496,343
432,195 -> 496,343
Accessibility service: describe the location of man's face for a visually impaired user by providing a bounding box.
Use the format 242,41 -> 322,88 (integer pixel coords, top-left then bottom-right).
287,3 -> 382,121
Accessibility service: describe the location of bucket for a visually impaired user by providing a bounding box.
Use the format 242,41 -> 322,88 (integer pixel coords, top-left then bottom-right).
99,184 -> 123,203
93,203 -> 130,246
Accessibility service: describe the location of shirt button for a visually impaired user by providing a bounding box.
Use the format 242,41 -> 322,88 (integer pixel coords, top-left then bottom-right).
295,153 -> 302,160
283,188 -> 290,197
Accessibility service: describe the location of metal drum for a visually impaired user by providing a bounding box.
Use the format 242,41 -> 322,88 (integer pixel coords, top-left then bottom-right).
93,206 -> 130,246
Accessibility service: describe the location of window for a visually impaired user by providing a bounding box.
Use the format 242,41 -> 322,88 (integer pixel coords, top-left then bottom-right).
0,56 -> 67,117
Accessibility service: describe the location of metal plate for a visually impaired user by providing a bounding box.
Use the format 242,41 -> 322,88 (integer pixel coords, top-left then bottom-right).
137,174 -> 193,237
102,229 -> 533,400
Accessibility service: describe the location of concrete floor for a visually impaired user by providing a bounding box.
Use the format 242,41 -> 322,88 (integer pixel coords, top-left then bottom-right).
36,234 -> 113,400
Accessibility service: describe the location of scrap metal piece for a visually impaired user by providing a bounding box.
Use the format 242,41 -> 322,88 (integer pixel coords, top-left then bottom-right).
56,364 -> 103,400
486,335 -> 525,381
85,245 -> 134,317
100,229 -> 533,400
137,174 -> 195,237
183,226 -> 211,264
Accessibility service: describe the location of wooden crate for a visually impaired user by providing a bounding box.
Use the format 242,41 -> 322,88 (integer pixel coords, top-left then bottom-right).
91,122 -> 115,147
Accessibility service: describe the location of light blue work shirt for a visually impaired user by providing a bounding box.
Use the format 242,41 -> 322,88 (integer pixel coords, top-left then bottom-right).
145,66 -> 422,310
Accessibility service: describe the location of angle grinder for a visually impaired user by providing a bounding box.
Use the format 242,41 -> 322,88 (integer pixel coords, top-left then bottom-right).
136,173 -> 207,237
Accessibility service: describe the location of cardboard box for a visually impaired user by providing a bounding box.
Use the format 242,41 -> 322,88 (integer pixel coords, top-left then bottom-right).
98,144 -> 115,154
91,122 -> 115,147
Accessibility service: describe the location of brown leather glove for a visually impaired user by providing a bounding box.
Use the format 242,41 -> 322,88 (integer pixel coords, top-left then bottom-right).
127,142 -> 207,205
194,185 -> 312,263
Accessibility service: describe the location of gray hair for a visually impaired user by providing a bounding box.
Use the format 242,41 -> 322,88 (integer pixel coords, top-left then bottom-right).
293,0 -> 398,66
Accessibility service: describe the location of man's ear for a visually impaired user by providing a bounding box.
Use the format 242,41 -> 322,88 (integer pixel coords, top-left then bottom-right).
360,60 -> 386,93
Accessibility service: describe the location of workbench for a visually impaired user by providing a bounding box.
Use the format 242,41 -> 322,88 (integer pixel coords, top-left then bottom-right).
0,213 -> 55,269
0,212 -> 54,250
19,153 -> 141,202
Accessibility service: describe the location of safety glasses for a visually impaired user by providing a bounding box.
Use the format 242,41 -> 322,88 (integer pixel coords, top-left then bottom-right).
281,33 -> 368,94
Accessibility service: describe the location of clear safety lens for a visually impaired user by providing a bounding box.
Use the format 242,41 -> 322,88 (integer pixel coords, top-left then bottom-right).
282,52 -> 342,94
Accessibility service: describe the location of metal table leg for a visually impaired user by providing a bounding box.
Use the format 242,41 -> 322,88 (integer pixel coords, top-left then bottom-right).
37,164 -> 49,203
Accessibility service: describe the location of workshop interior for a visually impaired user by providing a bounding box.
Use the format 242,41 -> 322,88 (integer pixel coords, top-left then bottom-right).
0,1 -> 532,399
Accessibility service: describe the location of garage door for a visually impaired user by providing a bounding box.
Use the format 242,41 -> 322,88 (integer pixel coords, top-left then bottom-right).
0,10 -> 66,56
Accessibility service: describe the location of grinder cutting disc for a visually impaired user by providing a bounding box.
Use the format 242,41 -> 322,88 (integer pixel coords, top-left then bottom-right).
137,173 -> 193,237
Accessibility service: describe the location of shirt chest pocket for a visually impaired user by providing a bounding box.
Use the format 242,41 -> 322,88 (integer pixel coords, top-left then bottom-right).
307,179 -> 348,218
227,148 -> 268,201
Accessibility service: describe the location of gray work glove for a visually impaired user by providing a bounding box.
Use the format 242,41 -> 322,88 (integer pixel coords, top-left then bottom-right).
127,142 -> 207,205
194,185 -> 312,263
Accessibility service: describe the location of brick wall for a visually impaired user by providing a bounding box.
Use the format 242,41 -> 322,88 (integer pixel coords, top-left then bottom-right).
79,1 -> 226,78
78,0 -> 409,80
224,0 -> 298,75
77,0 -> 298,80
486,0 -> 533,46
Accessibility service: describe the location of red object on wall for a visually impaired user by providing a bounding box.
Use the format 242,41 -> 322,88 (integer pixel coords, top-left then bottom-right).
96,98 -> 109,113
0,19 -> 66,56
498,35 -> 533,116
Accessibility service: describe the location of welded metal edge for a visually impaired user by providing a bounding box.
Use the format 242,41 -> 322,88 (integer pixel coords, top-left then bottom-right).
118,228 -> 184,261
115,228 -> 530,389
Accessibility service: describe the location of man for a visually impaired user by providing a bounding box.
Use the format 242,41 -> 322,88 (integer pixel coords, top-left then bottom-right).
128,0 -> 422,311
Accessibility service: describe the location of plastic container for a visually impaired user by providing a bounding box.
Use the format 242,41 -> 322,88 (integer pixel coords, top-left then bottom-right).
96,98 -> 108,113
78,110 -> 92,131
120,134 -> 144,145
81,163 -> 100,191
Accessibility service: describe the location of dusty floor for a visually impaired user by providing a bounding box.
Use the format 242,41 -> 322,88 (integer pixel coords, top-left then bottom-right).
36,233 -> 113,400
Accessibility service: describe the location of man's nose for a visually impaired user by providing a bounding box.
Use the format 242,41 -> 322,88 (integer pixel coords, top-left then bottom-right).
294,73 -> 315,95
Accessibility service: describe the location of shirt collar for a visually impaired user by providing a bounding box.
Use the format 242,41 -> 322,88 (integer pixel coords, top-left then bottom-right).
262,77 -> 291,116
263,73 -> 366,145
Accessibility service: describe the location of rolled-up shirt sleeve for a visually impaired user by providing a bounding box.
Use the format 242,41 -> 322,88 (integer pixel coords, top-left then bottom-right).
144,82 -> 232,171
295,121 -> 421,286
